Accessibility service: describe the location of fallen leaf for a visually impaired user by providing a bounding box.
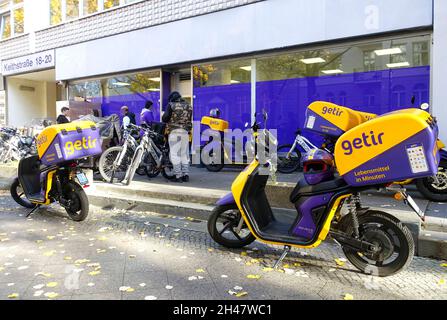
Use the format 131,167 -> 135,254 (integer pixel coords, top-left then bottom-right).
88,271 -> 101,276
43,250 -> 56,257
35,272 -> 52,277
335,259 -> 346,267
343,294 -> 354,300
33,290 -> 44,297
240,252 -> 248,256
44,292 -> 59,299
236,291 -> 248,297
144,295 -> 157,300
196,268 -> 205,273
247,274 -> 261,280
263,267 -> 274,272
33,284 -> 45,290
439,279 -> 445,285
74,259 -> 90,264
441,263 -> 447,268
46,282 -> 58,288
7,293 -> 19,299
63,256 -> 72,261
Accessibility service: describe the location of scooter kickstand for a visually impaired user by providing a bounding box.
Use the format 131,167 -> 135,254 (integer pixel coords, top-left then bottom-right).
273,245 -> 291,269
26,205 -> 40,218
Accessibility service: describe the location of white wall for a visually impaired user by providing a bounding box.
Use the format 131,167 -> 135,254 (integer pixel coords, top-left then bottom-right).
433,0 -> 447,142
6,78 -> 47,127
56,0 -> 433,80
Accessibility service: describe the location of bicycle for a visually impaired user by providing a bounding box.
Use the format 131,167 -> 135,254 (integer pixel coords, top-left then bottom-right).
123,124 -> 175,185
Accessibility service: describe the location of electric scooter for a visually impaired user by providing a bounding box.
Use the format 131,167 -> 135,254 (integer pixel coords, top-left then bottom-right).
10,121 -> 102,221
208,109 -> 440,277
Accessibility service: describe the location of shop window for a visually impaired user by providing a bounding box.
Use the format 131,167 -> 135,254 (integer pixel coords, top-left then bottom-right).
68,70 -> 161,123
193,60 -> 252,133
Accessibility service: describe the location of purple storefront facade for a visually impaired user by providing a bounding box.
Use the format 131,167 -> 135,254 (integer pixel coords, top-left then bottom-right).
192,66 -> 430,147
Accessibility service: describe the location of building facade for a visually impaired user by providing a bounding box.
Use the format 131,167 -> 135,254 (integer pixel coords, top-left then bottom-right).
0,0 -> 446,145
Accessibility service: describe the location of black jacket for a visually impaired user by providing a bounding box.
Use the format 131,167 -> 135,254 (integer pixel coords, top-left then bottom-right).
56,115 -> 70,124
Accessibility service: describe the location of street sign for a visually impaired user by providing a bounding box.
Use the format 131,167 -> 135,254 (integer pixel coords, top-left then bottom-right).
1,50 -> 55,76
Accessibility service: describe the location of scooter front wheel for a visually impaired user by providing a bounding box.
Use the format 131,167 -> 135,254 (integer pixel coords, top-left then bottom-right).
208,204 -> 255,248
10,178 -> 35,209
63,181 -> 89,222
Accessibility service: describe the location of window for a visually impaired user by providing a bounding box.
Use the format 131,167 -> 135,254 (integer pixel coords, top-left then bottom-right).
66,0 -> 80,20
0,91 -> 5,125
103,0 -> 119,10
68,70 -> 161,122
363,50 -> 375,71
0,0 -> 23,39
413,42 -> 429,66
84,0 -> 99,15
1,12 -> 10,39
50,0 -> 143,25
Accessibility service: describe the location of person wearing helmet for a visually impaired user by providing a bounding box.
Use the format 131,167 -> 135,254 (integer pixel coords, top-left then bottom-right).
162,91 -> 192,183
302,149 -> 335,185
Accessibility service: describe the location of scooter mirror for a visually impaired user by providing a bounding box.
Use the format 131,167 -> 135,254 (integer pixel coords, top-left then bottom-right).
420,103 -> 430,110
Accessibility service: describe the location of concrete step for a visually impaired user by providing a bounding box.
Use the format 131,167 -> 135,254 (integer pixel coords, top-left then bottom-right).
90,181 -> 226,206
422,216 -> 447,233
88,190 -> 215,221
418,230 -> 447,260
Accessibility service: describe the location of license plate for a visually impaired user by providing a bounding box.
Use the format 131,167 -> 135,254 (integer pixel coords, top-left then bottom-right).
77,172 -> 89,185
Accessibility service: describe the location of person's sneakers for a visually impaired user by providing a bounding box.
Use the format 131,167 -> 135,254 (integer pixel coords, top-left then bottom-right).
172,177 -> 183,183
182,175 -> 189,182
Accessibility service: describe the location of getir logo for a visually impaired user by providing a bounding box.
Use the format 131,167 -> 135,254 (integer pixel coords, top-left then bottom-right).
322,106 -> 343,116
341,131 -> 384,155
65,136 -> 98,155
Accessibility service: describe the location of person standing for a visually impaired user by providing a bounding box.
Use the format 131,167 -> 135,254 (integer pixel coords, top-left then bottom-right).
56,107 -> 70,124
140,100 -> 155,126
120,105 -> 136,130
162,92 -> 192,183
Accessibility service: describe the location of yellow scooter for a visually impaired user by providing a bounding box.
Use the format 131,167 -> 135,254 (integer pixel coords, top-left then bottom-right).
208,109 -> 440,276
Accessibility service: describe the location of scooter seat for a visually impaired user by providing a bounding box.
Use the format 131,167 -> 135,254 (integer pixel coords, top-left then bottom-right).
290,178 -> 349,203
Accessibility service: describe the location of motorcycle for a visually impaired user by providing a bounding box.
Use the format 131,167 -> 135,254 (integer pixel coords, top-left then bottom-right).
10,121 -> 102,221
208,108 -> 439,277
201,108 -> 255,172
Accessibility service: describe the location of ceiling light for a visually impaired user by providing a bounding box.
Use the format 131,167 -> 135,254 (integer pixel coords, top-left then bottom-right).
113,82 -> 130,87
240,66 -> 251,72
300,57 -> 326,64
148,88 -> 160,92
149,77 -> 161,82
386,62 -> 410,68
321,69 -> 344,75
230,80 -> 240,84
374,48 -> 403,56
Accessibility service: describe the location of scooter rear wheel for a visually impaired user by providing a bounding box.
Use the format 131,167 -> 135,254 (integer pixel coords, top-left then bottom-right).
208,204 -> 255,248
10,178 -> 35,209
63,181 -> 89,222
415,160 -> 447,202
340,210 -> 414,277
